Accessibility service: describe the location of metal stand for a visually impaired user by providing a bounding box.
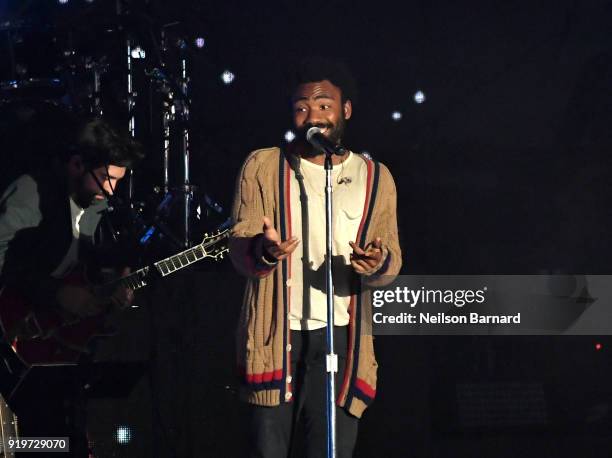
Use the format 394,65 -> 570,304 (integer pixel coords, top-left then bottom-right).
126,35 -> 137,203
324,152 -> 337,458
178,54 -> 192,248
158,30 -> 194,248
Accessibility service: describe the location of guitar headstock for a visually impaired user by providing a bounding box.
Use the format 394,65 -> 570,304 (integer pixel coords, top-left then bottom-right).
200,228 -> 231,261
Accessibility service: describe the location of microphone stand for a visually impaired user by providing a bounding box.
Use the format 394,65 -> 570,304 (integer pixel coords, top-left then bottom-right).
323,151 -> 337,458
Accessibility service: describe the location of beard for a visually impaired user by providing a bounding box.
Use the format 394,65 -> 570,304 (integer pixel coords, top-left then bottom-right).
296,116 -> 346,157
73,189 -> 97,208
72,172 -> 100,208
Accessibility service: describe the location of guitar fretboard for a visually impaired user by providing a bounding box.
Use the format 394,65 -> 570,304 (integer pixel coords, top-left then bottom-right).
100,229 -> 228,295
118,267 -> 151,291
154,244 -> 208,277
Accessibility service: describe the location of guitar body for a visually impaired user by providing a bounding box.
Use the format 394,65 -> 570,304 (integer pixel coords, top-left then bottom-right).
0,227 -> 229,368
0,282 -> 108,367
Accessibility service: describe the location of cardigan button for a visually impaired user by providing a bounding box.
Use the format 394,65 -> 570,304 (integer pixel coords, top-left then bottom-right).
286,344 -> 292,352
285,391 -> 292,401
286,375 -> 292,384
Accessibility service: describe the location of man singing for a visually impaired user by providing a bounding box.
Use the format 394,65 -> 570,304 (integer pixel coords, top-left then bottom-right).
229,57 -> 402,457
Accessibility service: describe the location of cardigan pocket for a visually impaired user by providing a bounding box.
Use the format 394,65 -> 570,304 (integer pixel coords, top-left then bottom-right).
244,344 -> 278,389
245,343 -> 272,364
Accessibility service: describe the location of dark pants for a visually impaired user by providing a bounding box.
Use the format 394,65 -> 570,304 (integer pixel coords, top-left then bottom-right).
248,326 -> 359,458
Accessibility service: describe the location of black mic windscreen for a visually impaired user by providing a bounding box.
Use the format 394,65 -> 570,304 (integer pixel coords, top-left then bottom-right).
306,126 -> 322,142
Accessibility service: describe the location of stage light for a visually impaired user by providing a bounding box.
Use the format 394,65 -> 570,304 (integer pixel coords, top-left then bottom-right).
115,426 -> 132,444
284,130 -> 296,143
391,111 -> 402,121
195,37 -> 206,48
595,343 -> 603,351
414,90 -> 426,104
221,70 -> 235,85
130,46 -> 145,59
58,0 -> 69,4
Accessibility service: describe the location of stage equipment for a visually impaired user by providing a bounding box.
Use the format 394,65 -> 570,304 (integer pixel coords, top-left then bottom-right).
306,128 -> 351,458
0,0 -> 221,253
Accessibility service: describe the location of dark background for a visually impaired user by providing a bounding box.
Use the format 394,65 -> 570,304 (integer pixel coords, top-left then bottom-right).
2,0 -> 612,457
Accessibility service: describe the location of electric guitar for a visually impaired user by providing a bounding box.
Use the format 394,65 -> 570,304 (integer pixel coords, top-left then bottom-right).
0,228 -> 230,367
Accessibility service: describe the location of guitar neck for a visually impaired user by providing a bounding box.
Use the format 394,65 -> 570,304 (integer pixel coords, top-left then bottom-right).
117,266 -> 151,292
100,229 -> 228,294
153,243 -> 206,277
99,243 -> 205,294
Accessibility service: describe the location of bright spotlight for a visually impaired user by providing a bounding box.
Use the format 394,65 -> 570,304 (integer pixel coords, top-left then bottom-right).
391,111 -> 402,121
115,426 -> 132,445
58,0 -> 69,4
195,37 -> 206,48
130,46 -> 146,59
221,70 -> 235,85
414,90 -> 426,104
284,130 -> 296,143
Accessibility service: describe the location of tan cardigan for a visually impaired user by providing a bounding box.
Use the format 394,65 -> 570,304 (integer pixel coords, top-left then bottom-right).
229,147 -> 401,418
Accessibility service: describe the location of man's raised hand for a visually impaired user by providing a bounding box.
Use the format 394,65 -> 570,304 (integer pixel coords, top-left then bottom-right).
261,216 -> 300,262
349,237 -> 384,274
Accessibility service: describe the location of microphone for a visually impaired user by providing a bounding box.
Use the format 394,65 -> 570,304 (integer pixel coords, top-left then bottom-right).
306,127 -> 347,155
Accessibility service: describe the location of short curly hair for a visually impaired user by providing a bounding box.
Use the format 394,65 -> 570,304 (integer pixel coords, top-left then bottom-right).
287,56 -> 358,105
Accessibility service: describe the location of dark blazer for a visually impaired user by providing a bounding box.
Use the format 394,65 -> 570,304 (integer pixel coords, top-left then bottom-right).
0,170 -> 105,306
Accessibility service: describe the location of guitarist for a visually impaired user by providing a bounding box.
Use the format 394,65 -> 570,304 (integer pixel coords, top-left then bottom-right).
0,109 -> 143,457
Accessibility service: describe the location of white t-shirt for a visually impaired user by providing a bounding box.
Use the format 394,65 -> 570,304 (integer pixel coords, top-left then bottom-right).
288,152 -> 368,330
51,197 -> 85,278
